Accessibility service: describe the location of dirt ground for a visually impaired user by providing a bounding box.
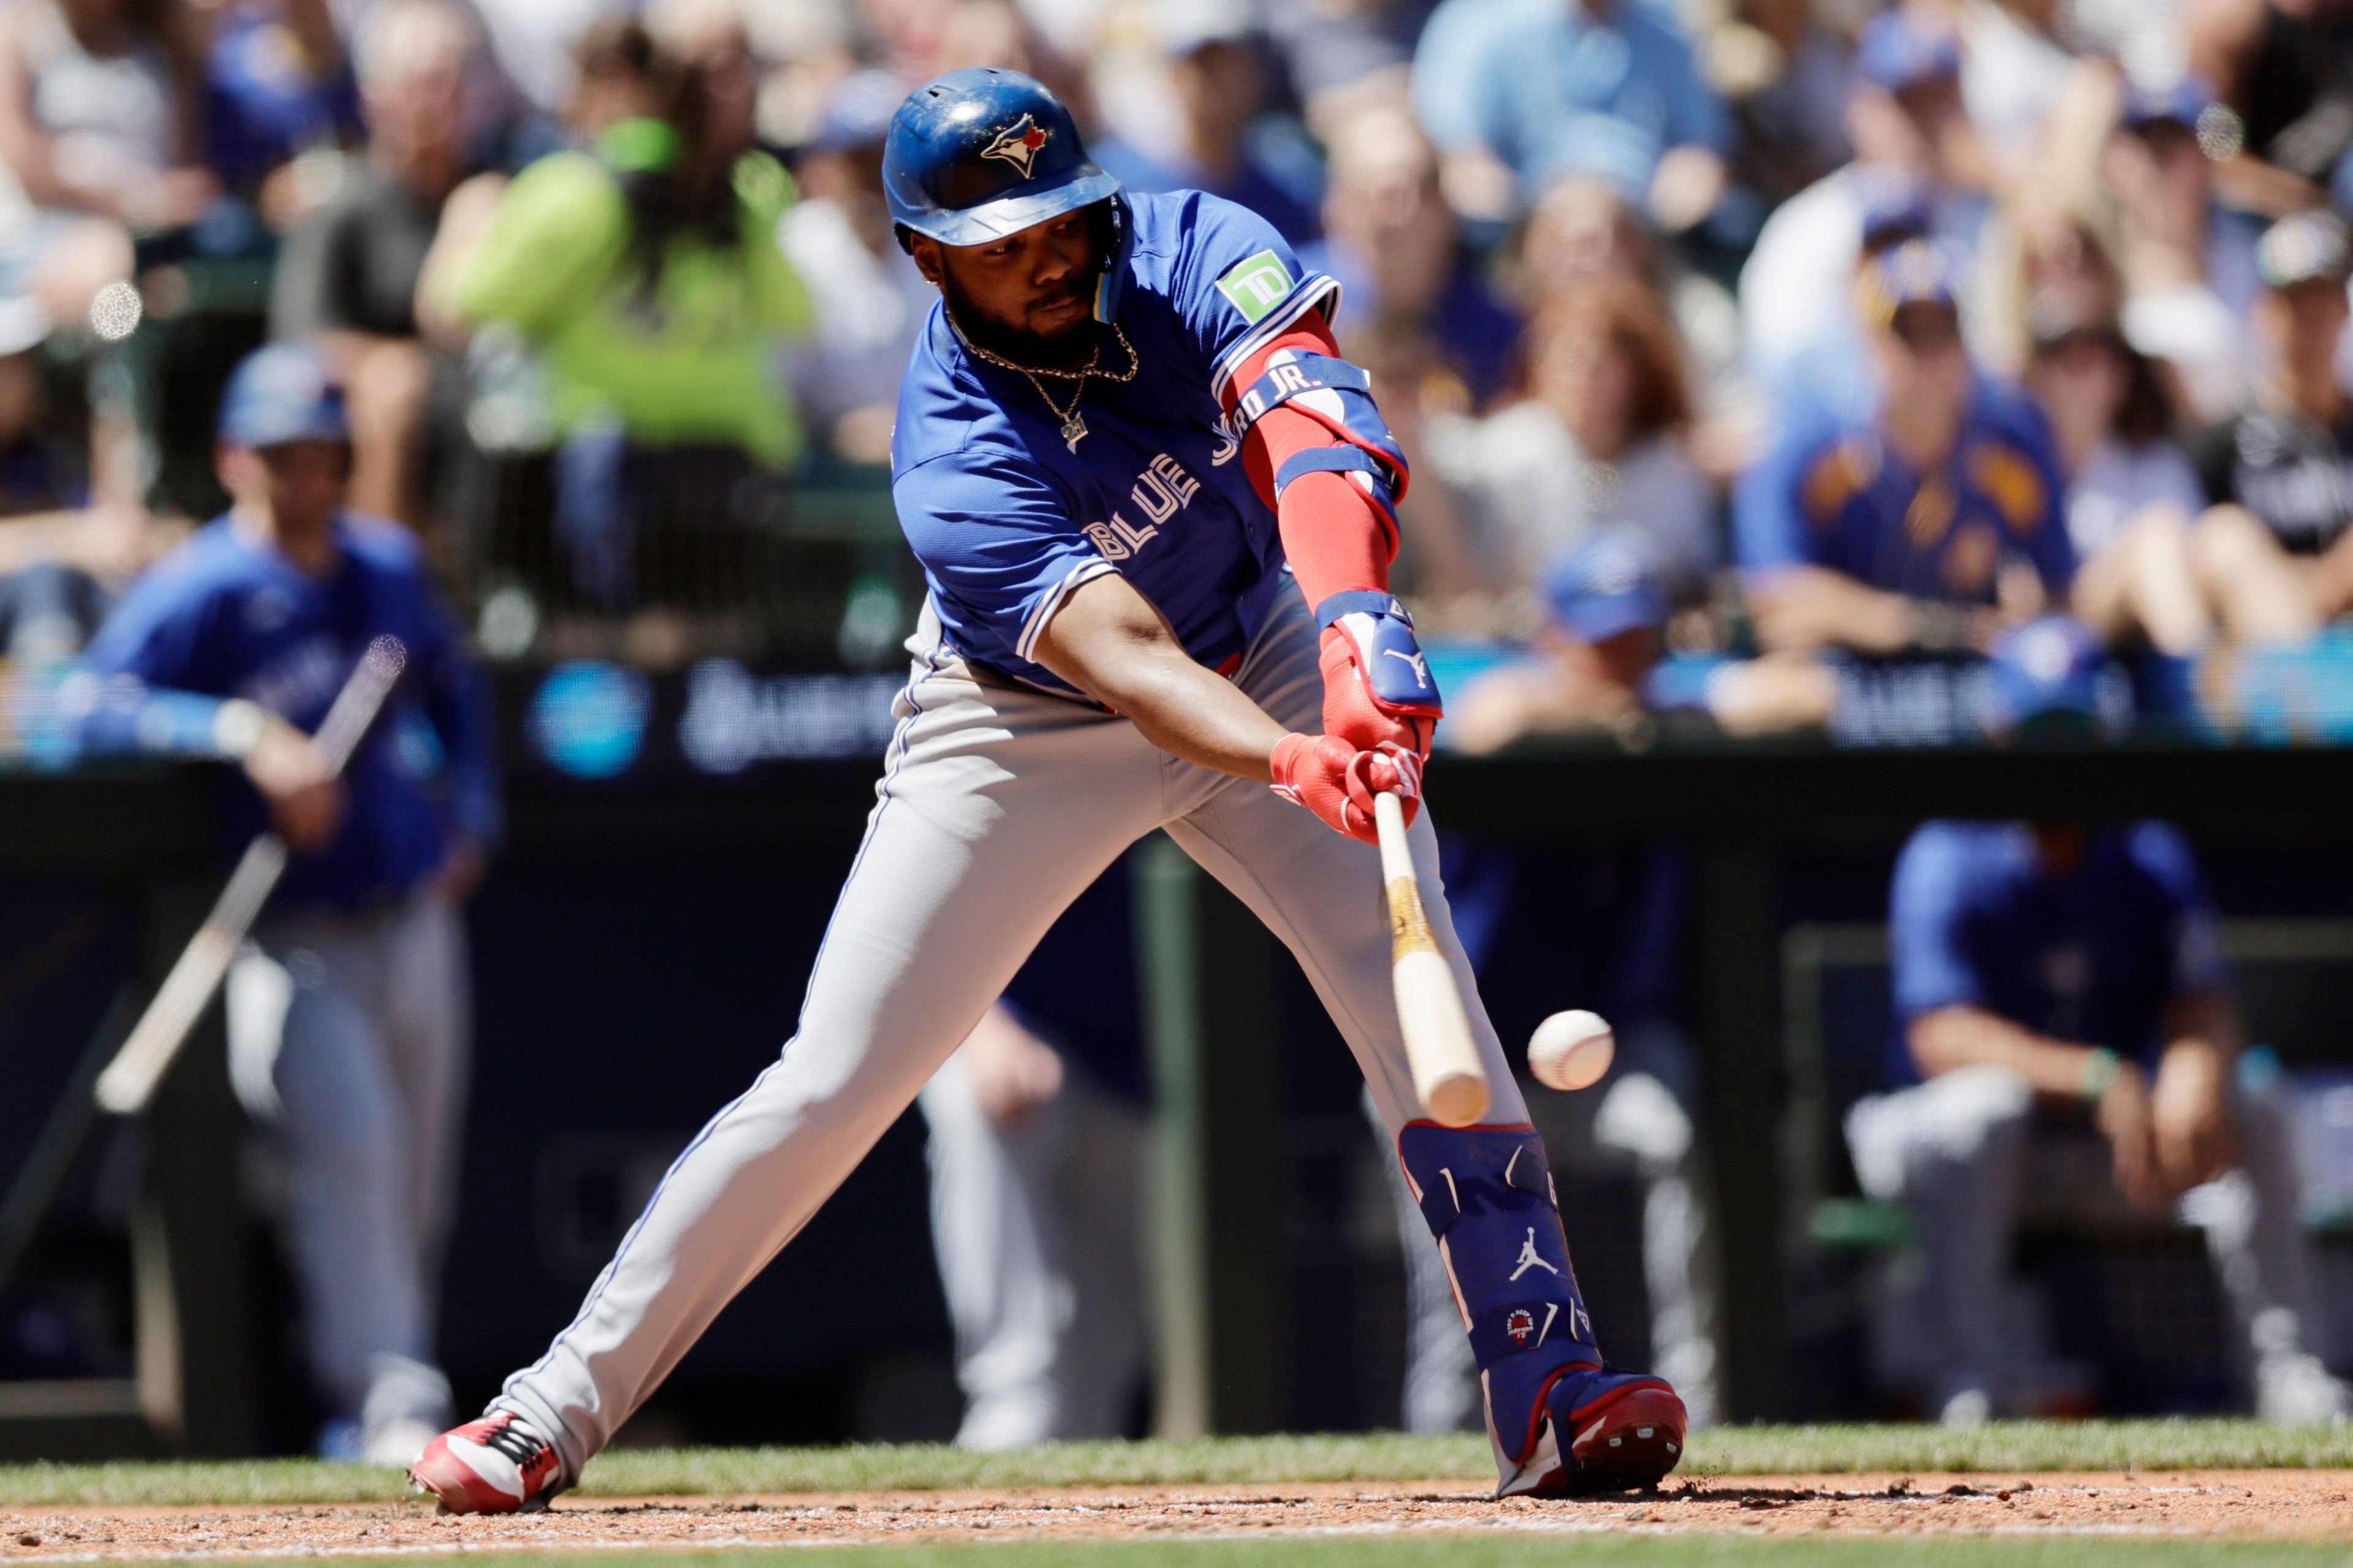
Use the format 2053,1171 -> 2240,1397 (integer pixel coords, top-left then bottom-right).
2,1471 -> 2351,1558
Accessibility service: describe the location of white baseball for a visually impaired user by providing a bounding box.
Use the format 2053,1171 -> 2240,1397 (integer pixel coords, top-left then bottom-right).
1528,1010 -> 1615,1091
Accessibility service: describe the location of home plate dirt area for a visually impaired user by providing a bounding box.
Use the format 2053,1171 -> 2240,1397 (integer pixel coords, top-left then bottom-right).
3,1472 -> 2352,1556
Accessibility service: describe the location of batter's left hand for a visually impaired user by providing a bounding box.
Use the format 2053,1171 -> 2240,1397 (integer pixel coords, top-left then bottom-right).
1316,594 -> 1439,762
1271,732 -> 1421,844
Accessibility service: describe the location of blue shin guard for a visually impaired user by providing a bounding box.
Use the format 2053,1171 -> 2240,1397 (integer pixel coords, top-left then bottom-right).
1398,1122 -> 1686,1494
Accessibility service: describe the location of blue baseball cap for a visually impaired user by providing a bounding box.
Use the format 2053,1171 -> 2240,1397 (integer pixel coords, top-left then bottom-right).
1989,615 -> 2105,733
2121,74 -> 2214,132
1857,170 -> 1933,252
1544,528 -> 1667,644
216,341 -> 348,449
884,68 -> 1121,248
1854,10 -> 1960,94
1855,238 -> 1962,328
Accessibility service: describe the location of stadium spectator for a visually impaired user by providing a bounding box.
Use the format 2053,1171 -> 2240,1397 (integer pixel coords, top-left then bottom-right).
270,0 -> 480,530
642,0 -> 759,176
1738,10 -> 1992,388
2186,210 -> 2353,645
0,300 -> 167,654
1261,0 -> 1434,126
200,0 -> 358,229
1733,241 -> 2074,657
463,0 -> 632,129
1447,527 -> 1680,749
1089,0 -> 1321,248
1425,278 -> 1714,614
917,868 -> 1145,1450
2104,75 -> 2263,422
2022,297 -> 2208,657
0,0 -> 213,324
1410,0 -> 1730,229
932,0 -> 1064,86
1300,102 -> 1517,411
779,68 -> 928,468
1514,172 -> 1751,465
430,17 -> 809,607
2185,0 -> 2353,215
1698,0 -> 1852,215
552,12 -> 661,146
1850,819 -> 2347,1425
1447,527 -> 1835,749
1953,0 -> 2079,182
70,342 -> 498,1463
1744,171 -> 1934,433
1970,198 -> 2124,380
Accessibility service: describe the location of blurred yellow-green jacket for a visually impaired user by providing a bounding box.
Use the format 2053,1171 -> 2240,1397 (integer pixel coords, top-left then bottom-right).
447,131 -> 814,468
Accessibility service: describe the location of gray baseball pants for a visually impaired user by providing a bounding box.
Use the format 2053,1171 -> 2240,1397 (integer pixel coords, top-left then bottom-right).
226,889 -> 469,1449
918,1047 -> 1145,1448
1847,1062 -> 2333,1418
493,584 -> 1529,1480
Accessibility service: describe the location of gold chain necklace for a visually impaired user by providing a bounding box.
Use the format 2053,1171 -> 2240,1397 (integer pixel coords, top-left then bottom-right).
963,320 -> 1139,452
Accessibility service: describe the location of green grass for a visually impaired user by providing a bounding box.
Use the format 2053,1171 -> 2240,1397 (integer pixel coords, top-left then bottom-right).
246,1544 -> 2353,1568
4,1422 -> 2353,1508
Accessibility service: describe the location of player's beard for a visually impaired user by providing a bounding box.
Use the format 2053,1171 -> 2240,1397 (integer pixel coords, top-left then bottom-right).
939,263 -> 1101,371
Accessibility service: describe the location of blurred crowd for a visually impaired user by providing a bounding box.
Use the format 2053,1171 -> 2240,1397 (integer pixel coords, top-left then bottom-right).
0,0 -> 2347,712
4,0 -> 2353,1458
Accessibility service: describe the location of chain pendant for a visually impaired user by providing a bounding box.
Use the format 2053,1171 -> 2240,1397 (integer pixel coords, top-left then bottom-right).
1059,411 -> 1088,450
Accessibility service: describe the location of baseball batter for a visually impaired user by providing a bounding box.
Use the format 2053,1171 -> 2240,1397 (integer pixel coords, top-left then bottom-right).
411,68 -> 1686,1511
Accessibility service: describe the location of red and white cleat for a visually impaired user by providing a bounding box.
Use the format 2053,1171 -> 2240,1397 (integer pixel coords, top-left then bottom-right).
1557,1383 -> 1689,1494
407,1412 -> 564,1514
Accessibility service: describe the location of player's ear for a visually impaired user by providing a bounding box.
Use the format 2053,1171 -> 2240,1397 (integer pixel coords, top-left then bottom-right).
215,441 -> 259,501
908,234 -> 943,287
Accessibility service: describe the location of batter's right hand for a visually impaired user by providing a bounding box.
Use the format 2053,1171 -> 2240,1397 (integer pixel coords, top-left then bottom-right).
1270,732 -> 1420,845
242,714 -> 346,853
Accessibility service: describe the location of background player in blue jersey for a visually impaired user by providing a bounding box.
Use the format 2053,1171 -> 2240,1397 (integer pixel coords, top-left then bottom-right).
1734,241 -> 2075,659
70,342 -> 498,1464
1847,820 -> 2344,1426
412,68 -> 1686,1514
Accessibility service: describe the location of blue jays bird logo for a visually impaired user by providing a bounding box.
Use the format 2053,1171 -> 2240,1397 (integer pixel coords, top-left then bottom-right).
982,115 -> 1048,177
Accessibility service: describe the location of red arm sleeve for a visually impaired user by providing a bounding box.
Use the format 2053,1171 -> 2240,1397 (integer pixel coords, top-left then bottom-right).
1228,314 -> 1395,609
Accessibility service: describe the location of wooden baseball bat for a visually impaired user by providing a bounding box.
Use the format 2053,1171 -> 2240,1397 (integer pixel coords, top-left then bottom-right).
1373,789 -> 1488,1127
94,636 -> 408,1117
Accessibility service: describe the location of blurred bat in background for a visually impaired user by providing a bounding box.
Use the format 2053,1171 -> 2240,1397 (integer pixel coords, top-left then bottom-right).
94,635 -> 407,1117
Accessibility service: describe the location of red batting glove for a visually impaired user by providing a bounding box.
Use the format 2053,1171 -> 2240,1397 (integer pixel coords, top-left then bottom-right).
1320,624 -> 1436,762
1270,732 -> 1422,845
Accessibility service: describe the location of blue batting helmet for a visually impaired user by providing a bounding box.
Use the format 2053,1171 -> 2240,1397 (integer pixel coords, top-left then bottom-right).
883,67 -> 1121,249
218,341 -> 348,449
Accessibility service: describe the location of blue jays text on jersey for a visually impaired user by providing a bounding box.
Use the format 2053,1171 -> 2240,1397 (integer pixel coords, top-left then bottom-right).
1734,379 -> 2076,603
70,512 -> 499,911
889,189 -> 1344,695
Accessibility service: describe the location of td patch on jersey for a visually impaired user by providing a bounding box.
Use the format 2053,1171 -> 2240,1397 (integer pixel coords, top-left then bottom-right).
1216,249 -> 1295,324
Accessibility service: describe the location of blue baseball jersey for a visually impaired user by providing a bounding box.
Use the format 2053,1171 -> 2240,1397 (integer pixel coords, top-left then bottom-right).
1886,820 -> 2226,1086
890,189 -> 1338,695
1735,379 -> 2075,603
75,513 -> 499,911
